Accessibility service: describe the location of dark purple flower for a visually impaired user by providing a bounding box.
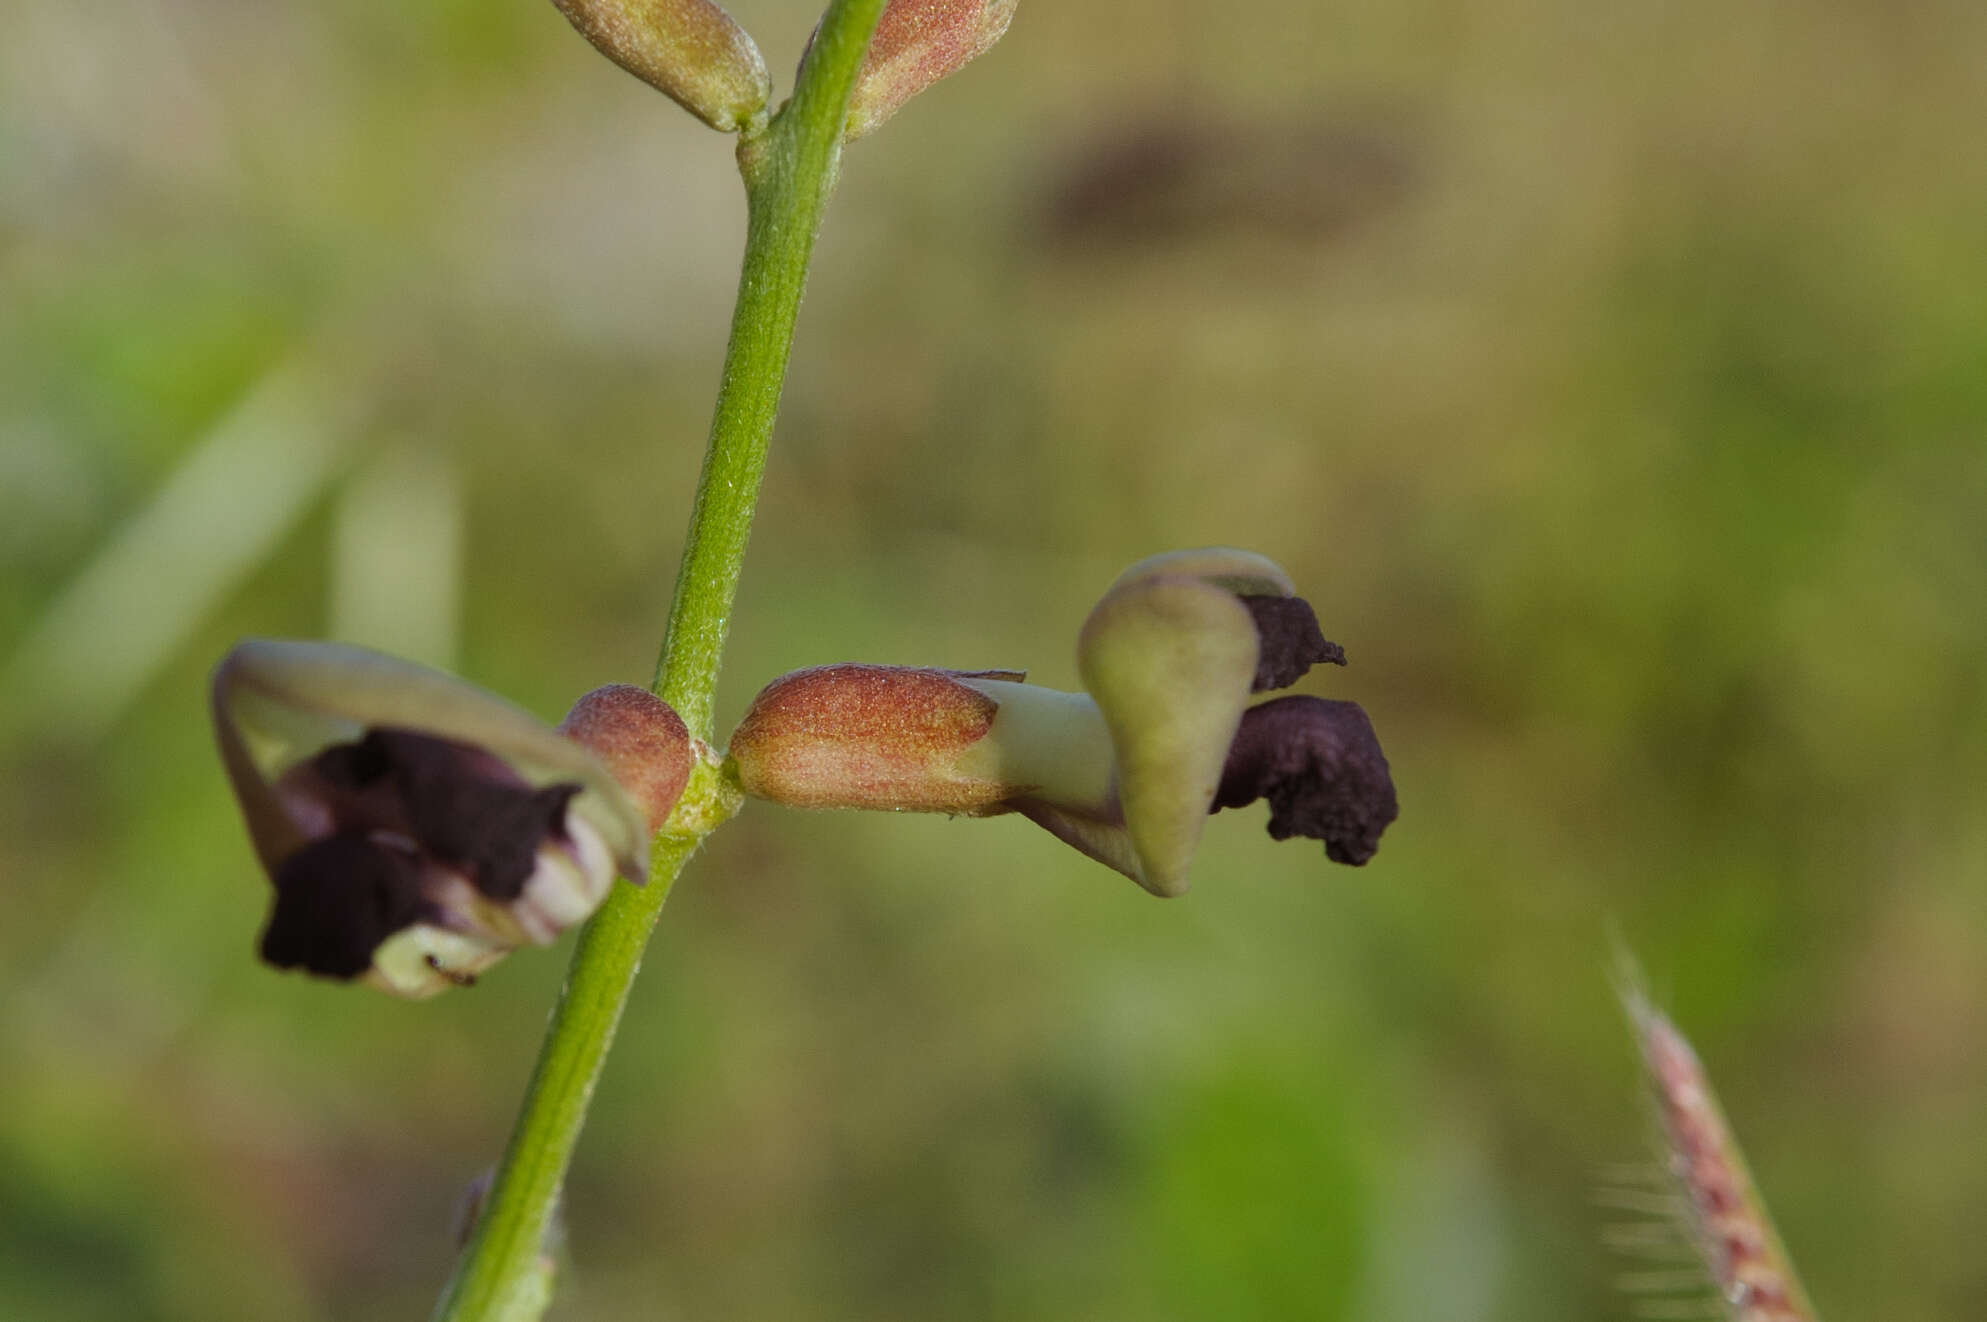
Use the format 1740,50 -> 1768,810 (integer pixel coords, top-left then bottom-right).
213,641 -> 659,997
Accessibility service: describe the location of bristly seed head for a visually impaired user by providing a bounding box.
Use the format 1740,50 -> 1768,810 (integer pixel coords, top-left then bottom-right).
1619,974 -> 1822,1322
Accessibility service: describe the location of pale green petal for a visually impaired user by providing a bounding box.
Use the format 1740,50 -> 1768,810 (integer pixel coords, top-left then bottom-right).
1012,799 -> 1142,880
366,926 -> 510,999
952,680 -> 1116,815
1077,576 -> 1259,896
1102,547 -> 1295,601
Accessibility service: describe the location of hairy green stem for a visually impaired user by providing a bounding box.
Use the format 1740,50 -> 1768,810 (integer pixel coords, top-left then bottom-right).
429,4 -> 884,1316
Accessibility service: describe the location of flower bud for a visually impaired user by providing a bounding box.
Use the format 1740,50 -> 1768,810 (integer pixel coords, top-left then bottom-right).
843,0 -> 1018,141
552,0 -> 771,133
212,640 -> 654,997
559,684 -> 694,829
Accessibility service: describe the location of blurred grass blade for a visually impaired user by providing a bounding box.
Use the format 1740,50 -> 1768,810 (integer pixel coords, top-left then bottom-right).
2,356 -> 352,744
330,443 -> 461,669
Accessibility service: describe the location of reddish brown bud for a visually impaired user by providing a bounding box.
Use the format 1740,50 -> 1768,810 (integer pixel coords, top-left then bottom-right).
844,0 -> 1017,140
728,664 -> 1022,812
559,684 -> 694,830
552,0 -> 770,132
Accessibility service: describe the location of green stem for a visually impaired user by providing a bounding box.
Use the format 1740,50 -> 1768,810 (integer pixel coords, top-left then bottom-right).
654,1 -> 883,743
429,4 -> 884,1317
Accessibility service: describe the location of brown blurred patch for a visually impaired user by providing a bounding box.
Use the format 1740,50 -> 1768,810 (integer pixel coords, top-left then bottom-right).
1037,105 -> 1423,250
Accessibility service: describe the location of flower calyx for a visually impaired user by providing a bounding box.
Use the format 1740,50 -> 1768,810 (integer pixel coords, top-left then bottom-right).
727,662 -> 1025,812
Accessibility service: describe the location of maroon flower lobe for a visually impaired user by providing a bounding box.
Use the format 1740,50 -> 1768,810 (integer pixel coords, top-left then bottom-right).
1213,695 -> 1397,865
263,835 -> 430,978
261,728 -> 585,978
1241,595 -> 1346,692
307,728 -> 583,901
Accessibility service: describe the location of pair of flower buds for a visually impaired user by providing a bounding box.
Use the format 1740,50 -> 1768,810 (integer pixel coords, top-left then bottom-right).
551,0 -> 1017,140
214,550 -> 1396,997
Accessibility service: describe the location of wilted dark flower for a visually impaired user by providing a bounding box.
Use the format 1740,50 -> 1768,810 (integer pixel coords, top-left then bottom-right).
727,548 -> 1397,894
1213,695 -> 1393,865
213,641 -> 673,997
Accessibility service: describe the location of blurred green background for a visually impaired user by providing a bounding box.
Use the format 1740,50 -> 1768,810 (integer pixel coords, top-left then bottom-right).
4,1 -> 1985,1318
